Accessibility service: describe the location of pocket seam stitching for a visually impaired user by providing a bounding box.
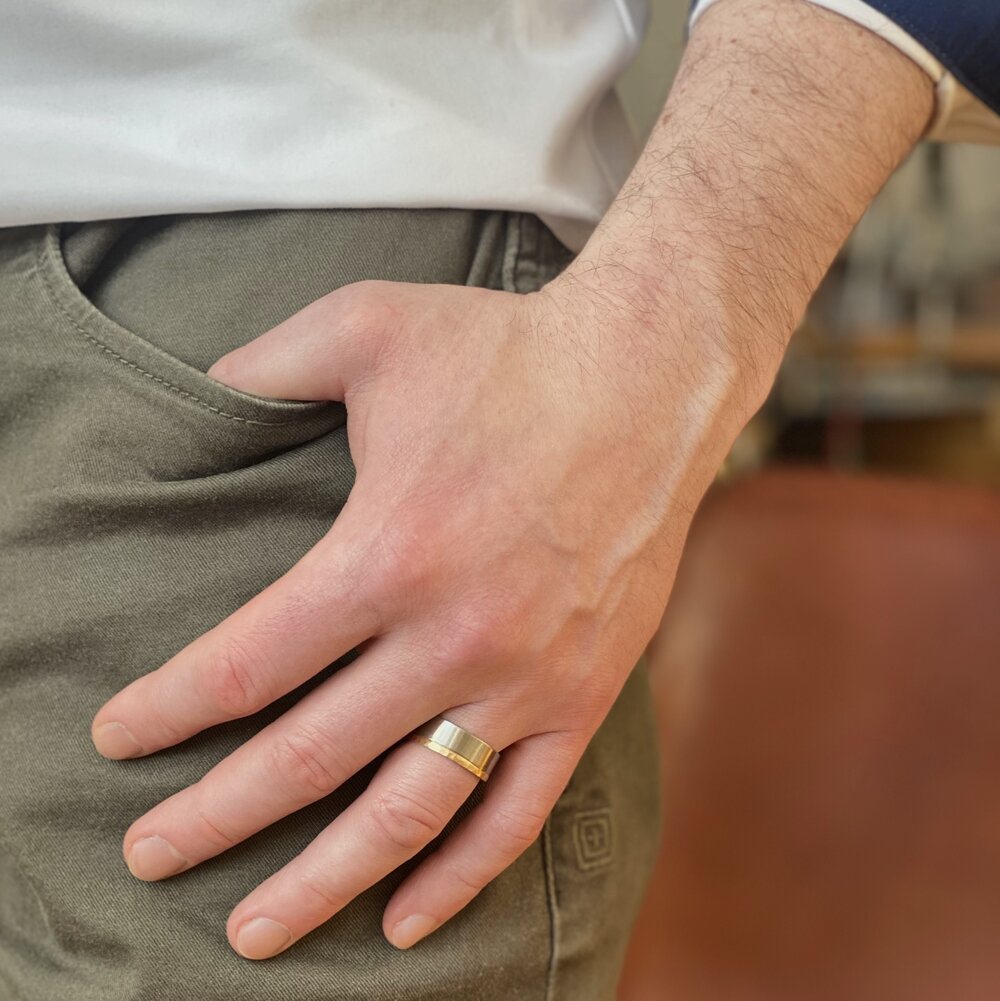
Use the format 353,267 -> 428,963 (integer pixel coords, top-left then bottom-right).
34,231 -> 306,428
541,816 -> 560,1001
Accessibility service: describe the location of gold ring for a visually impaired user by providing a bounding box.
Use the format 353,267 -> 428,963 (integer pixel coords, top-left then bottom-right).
409,716 -> 499,782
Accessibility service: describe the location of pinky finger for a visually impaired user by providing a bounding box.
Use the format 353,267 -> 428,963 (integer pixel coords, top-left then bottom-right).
382,730 -> 582,950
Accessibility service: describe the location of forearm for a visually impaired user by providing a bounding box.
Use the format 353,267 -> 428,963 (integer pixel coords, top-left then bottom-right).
556,0 -> 933,450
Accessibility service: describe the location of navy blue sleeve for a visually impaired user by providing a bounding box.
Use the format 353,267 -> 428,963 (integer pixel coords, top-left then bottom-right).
688,1 -> 1000,116
863,1 -> 1000,114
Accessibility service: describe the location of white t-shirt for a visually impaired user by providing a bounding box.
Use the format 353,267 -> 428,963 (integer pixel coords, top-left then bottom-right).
2,0 -> 996,253
0,0 -> 649,252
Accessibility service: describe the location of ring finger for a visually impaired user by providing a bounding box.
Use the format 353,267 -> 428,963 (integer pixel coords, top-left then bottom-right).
225,708 -> 519,960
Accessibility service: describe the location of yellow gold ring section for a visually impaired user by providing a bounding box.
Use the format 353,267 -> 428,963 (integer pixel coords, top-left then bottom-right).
409,716 -> 499,782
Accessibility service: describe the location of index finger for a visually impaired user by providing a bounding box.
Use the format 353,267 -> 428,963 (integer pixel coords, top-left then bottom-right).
91,528 -> 377,758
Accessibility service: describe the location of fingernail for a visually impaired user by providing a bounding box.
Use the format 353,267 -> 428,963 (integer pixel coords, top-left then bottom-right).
93,722 -> 143,759
389,914 -> 438,950
235,917 -> 293,960
126,835 -> 189,881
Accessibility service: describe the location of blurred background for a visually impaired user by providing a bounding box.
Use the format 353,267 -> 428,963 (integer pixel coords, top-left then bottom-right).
614,3 -> 1000,999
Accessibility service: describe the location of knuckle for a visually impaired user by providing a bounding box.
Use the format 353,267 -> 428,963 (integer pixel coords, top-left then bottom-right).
368,788 -> 446,854
368,520 -> 439,603
294,864 -> 342,910
493,804 -> 548,852
142,694 -> 187,746
438,598 -> 521,669
320,279 -> 366,315
268,725 -> 345,798
191,804 -> 239,852
443,859 -> 489,896
332,278 -> 379,309
196,638 -> 268,719
322,280 -> 395,334
348,280 -> 401,326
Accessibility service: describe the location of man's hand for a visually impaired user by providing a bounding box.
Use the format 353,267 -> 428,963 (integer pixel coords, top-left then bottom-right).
90,276 -> 724,958
90,0 -> 933,961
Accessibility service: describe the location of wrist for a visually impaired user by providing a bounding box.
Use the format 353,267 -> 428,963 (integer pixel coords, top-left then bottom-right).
546,229 -> 784,437
549,0 -> 933,432
534,264 -> 764,503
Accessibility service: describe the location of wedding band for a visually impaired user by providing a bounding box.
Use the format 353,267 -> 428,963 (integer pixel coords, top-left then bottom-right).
409,715 -> 500,782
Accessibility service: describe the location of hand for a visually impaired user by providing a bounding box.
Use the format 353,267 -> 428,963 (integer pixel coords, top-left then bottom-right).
89,0 -> 933,960
90,273 -> 737,958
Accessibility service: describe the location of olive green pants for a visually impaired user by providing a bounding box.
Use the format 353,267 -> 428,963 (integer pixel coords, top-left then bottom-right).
0,209 -> 660,1001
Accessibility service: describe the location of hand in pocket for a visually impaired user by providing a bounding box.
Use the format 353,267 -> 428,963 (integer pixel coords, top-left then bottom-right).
91,275 -> 731,958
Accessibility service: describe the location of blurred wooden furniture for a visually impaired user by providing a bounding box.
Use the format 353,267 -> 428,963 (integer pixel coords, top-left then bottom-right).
619,469 -> 1000,1001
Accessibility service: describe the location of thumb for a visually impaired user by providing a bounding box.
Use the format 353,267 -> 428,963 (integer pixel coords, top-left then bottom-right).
206,279 -> 398,402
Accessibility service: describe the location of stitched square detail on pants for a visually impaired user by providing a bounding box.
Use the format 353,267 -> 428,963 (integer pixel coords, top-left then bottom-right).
572,808 -> 614,871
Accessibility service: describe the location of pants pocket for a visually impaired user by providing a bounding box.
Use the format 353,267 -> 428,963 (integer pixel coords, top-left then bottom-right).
0,209 -> 559,1001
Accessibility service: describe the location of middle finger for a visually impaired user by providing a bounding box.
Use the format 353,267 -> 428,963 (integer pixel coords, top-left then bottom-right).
121,641 -> 452,881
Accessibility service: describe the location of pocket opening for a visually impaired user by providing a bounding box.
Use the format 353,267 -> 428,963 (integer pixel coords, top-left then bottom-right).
35,223 -> 336,429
